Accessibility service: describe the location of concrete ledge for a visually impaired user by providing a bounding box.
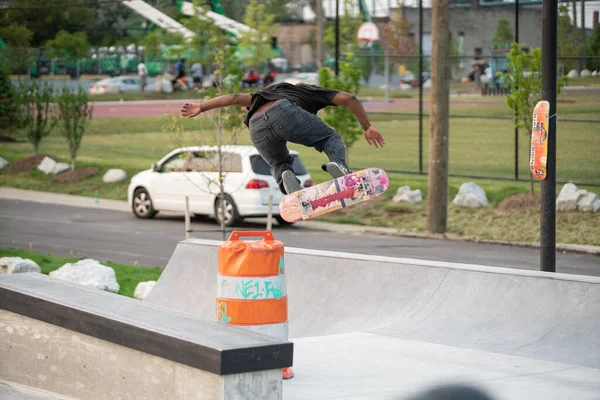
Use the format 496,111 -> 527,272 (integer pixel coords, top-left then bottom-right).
0,273 -> 293,375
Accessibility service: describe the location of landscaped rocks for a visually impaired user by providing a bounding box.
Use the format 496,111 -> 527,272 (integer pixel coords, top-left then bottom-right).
37,156 -> 70,175
134,281 -> 157,300
0,157 -> 7,170
392,186 -> 423,203
567,69 -> 579,78
580,69 -> 592,77
557,183 -> 600,212
103,169 -> 127,183
452,182 -> 488,208
49,259 -> 120,293
0,257 -> 41,275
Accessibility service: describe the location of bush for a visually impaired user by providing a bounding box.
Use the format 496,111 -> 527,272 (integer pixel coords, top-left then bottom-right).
56,86 -> 93,170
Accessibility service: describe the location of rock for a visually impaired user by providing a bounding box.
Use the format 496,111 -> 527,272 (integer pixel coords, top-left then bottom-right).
0,156 -> 7,169
0,257 -> 41,274
49,259 -> 120,293
134,281 -> 157,300
556,183 -> 582,211
53,163 -> 70,174
592,70 -> 598,77
556,183 -> 600,213
577,192 -> 600,213
38,156 -> 58,174
580,69 -> 592,77
103,169 -> 127,183
423,79 -> 432,88
392,186 -> 423,203
452,182 -> 488,208
567,69 -> 579,78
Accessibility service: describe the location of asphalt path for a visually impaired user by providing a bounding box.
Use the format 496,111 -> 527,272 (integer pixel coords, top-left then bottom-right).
0,199 -> 598,276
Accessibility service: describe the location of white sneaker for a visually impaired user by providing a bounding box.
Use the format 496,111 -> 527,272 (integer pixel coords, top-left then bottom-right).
282,170 -> 302,194
323,162 -> 351,179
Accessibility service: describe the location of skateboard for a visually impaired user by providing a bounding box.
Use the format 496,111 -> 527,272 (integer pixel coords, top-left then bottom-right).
278,168 -> 389,223
530,100 -> 550,180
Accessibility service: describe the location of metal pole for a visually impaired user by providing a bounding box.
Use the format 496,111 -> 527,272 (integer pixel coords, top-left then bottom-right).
267,195 -> 273,231
541,0 -> 557,273
335,0 -> 340,76
184,196 -> 191,240
418,0 -> 424,174
515,0 -> 519,181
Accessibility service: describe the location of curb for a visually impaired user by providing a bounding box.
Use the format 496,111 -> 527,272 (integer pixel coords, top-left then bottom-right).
2,187 -> 599,256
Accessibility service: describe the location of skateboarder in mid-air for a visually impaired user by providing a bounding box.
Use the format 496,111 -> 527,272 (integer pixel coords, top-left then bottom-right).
180,82 -> 385,194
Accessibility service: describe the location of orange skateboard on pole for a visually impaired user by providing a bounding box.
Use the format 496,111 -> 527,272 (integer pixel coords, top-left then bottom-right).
278,168 -> 389,223
530,100 -> 550,180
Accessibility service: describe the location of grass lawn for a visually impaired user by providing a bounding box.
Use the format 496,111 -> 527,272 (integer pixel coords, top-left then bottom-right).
0,248 -> 162,298
1,91 -> 599,245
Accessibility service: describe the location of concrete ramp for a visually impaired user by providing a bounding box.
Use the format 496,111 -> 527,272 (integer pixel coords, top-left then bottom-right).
146,239 -> 600,399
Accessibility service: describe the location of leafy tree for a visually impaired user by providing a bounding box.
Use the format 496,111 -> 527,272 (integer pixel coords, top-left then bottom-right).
318,54 -> 362,162
586,25 -> 600,71
55,86 -> 93,171
0,61 -> 21,136
140,29 -> 187,61
45,30 -> 90,80
238,0 -> 278,70
0,0 -> 93,46
504,43 -> 566,194
492,18 -> 513,47
324,0 -> 363,55
557,4 -> 584,72
0,24 -> 34,76
17,79 -> 57,153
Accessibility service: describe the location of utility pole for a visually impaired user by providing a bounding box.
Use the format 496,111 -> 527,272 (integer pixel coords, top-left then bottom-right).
541,0 -> 558,272
426,0 -> 450,234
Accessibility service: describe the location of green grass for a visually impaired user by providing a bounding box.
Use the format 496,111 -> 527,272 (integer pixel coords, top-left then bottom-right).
0,248 -> 162,298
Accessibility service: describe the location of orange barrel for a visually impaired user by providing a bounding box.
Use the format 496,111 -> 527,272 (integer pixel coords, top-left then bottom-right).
216,230 -> 294,379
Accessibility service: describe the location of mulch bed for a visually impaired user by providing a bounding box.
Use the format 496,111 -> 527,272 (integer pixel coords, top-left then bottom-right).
52,167 -> 99,183
4,154 -> 59,173
497,193 -> 541,212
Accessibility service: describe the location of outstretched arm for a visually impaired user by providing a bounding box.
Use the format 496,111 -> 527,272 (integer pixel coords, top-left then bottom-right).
181,93 -> 252,118
330,92 -> 385,148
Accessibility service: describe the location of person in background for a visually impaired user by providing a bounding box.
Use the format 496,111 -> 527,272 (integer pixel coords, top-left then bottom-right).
191,61 -> 203,88
137,58 -> 148,92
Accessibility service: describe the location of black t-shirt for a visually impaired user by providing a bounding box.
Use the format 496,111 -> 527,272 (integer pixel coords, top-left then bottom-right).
243,82 -> 340,126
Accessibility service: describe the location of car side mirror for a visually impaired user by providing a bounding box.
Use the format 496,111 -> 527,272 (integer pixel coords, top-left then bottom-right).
152,163 -> 160,172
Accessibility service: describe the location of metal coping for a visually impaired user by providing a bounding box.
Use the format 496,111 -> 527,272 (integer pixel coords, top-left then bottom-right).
0,273 -> 293,375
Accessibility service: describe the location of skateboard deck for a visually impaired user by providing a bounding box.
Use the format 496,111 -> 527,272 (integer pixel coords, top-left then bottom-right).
530,100 -> 550,180
278,168 -> 389,223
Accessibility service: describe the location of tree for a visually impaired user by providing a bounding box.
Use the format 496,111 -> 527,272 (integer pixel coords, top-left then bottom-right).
586,24 -> 600,71
426,0 -> 450,234
55,86 -> 93,170
238,0 -> 278,70
45,30 -> 90,80
0,61 -> 21,136
504,43 -> 566,194
324,0 -> 363,55
0,24 -> 34,77
0,0 -> 93,47
17,79 -> 57,154
492,18 -> 513,48
381,4 -> 417,73
318,54 -> 362,162
557,4 -> 584,72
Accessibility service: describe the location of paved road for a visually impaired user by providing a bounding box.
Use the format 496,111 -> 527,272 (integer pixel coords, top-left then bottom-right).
1,199 -> 598,276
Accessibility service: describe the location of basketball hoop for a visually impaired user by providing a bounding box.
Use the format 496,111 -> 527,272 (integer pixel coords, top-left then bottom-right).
357,22 -> 380,47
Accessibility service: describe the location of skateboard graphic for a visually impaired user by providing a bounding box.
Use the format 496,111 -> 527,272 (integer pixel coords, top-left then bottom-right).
278,168 -> 389,223
530,100 -> 550,180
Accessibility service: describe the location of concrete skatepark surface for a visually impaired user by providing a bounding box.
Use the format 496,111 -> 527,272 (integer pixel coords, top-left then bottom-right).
146,239 -> 600,400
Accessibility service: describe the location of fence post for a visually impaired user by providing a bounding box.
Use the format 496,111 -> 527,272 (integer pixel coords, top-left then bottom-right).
418,0 -> 424,174
184,196 -> 191,240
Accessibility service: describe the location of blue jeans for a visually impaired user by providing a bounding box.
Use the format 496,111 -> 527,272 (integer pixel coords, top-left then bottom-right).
248,99 -> 347,194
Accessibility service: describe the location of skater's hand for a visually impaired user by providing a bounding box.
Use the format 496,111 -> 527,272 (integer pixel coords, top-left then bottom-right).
181,103 -> 202,118
364,126 -> 385,148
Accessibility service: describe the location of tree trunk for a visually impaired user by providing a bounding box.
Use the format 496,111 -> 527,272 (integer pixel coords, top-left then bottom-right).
71,158 -> 75,171
426,0 -> 451,234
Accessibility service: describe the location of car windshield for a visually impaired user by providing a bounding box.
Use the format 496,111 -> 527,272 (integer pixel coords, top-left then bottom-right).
250,154 -> 308,176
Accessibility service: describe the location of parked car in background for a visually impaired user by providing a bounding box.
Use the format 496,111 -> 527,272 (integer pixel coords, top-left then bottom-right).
284,72 -> 320,86
127,145 -> 313,227
89,77 -> 141,94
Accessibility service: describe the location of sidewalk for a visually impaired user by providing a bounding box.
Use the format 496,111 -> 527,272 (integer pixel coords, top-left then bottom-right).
2,187 -> 599,256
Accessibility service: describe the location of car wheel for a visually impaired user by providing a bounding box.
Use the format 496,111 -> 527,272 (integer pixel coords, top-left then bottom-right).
132,188 -> 157,219
276,216 -> 295,226
214,195 -> 240,227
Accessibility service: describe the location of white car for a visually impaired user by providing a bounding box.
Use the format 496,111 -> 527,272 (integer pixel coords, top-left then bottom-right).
89,77 -> 141,94
284,72 -> 320,86
127,145 -> 313,226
